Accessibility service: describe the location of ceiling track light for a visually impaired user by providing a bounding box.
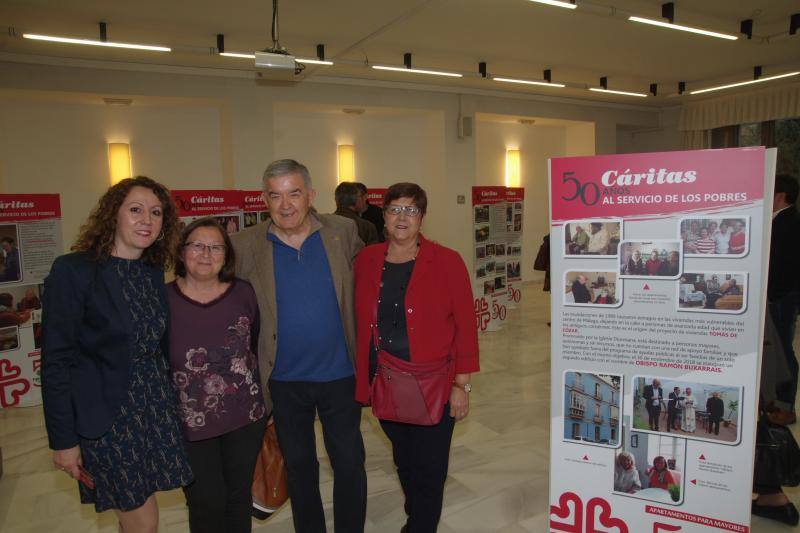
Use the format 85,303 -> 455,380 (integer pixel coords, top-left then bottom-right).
372,52 -> 462,78
689,71 -> 800,95
590,76 -> 647,97
23,22 -> 171,52
526,0 -> 577,10
492,77 -> 565,88
628,3 -> 738,41
297,44 -> 333,65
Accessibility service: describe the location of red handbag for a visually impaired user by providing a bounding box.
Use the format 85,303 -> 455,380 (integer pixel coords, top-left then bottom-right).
370,327 -> 452,426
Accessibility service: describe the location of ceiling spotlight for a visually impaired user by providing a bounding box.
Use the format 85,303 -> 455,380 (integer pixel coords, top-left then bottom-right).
527,0 -> 577,10
689,71 -> 800,95
493,77 -> 565,88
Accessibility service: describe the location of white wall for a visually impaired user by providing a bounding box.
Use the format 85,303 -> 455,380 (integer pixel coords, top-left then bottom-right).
617,107 -> 682,155
0,59 -> 665,268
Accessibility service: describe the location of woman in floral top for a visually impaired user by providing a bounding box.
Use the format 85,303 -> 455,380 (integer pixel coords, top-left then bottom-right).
168,217 -> 266,533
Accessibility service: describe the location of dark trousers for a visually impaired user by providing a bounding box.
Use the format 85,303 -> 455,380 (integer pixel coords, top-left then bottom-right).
380,409 -> 456,533
770,292 -> 800,410
183,417 -> 268,533
708,416 -> 721,435
667,408 -> 679,431
648,405 -> 661,430
269,376 -> 367,533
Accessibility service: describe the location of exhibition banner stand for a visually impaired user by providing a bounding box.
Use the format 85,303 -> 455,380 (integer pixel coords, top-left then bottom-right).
548,148 -> 775,533
172,189 -> 245,233
472,186 -> 509,332
505,187 -> 525,309
0,194 -> 63,408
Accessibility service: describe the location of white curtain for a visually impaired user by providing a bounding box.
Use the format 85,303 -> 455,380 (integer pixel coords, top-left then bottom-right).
678,81 -> 800,149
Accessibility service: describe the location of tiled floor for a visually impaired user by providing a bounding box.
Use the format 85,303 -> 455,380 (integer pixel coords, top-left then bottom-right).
0,282 -> 797,532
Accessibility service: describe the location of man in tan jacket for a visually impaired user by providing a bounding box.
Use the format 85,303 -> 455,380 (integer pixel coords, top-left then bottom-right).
231,159 -> 366,533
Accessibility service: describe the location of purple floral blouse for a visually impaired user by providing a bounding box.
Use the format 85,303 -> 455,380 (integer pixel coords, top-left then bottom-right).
167,278 -> 265,441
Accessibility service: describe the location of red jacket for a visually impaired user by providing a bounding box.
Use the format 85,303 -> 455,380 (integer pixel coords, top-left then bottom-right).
353,235 -> 479,404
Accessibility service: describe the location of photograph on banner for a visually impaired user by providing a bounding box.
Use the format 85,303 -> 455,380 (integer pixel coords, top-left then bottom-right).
475,224 -> 490,243
0,284 -> 42,328
482,280 -> 495,296
507,261 -> 521,280
563,271 -> 621,307
474,205 -> 490,224
0,325 -> 20,352
0,224 -> 23,284
677,272 -> 748,314
244,211 -> 270,227
563,370 -> 622,448
475,246 -> 486,259
679,216 -> 749,257
632,376 -> 742,444
214,214 -> 241,234
563,219 -> 622,257
614,428 -> 686,505
618,240 -> 682,278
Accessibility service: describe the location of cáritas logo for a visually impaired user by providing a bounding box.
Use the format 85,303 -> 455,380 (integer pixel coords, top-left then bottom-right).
601,168 -> 697,187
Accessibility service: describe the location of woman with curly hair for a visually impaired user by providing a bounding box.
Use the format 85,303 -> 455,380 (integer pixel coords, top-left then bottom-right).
41,176 -> 193,533
167,217 -> 266,532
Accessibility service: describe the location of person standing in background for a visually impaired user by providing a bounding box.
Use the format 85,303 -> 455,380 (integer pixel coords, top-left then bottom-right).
766,174 -> 800,425
334,182 -> 378,246
355,182 -> 385,242
706,392 -> 724,435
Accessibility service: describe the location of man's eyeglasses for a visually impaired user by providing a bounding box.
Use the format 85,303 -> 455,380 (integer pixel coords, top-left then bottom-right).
384,205 -> 422,217
184,242 -> 226,256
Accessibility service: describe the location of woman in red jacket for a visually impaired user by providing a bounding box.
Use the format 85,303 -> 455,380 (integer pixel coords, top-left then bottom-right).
354,182 -> 479,533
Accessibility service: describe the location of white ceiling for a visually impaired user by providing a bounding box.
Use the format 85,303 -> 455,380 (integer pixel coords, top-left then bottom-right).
1,0 -> 799,106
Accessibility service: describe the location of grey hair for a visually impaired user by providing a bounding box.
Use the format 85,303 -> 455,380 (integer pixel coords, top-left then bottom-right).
617,451 -> 635,465
263,159 -> 312,189
335,182 -> 360,209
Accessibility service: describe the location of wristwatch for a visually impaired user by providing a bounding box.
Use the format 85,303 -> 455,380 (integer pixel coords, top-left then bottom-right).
455,382 -> 472,393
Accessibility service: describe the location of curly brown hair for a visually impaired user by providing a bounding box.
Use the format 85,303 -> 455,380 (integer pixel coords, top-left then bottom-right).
72,176 -> 180,269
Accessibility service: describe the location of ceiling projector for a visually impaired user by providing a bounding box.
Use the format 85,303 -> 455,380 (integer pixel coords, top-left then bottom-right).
254,51 -> 298,80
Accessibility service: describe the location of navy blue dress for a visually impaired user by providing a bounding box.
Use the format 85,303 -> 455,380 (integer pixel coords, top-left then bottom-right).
78,257 -> 193,512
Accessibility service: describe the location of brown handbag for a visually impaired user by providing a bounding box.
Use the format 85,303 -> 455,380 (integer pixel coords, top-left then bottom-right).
251,423 -> 289,520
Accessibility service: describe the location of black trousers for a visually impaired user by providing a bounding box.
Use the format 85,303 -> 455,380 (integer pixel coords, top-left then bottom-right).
770,292 -> 800,410
269,376 -> 367,533
648,405 -> 661,430
667,407 -> 679,431
708,416 -> 721,435
380,408 -> 456,533
183,417 -> 267,533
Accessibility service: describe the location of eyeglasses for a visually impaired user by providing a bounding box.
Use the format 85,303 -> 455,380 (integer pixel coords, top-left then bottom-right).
184,242 -> 226,256
384,205 -> 422,217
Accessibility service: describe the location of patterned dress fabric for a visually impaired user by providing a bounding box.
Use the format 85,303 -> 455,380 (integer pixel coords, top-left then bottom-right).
78,257 -> 193,512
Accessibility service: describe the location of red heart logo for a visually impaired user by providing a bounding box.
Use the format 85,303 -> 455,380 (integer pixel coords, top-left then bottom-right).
586,497 -> 629,533
549,491 -> 583,533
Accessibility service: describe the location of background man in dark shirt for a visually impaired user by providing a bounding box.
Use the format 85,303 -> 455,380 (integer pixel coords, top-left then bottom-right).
334,182 -> 378,246
355,182 -> 385,242
571,275 -> 591,304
